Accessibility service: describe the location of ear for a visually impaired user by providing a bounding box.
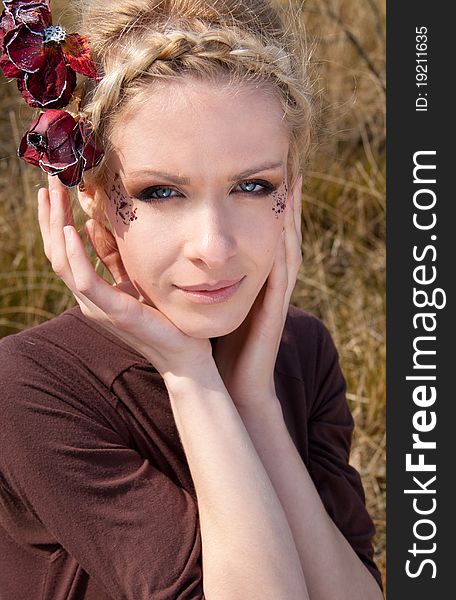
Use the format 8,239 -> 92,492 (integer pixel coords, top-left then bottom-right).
77,180 -> 106,223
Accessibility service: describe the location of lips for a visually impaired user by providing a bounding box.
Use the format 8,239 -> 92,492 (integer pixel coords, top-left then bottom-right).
176,278 -> 244,292
175,277 -> 245,305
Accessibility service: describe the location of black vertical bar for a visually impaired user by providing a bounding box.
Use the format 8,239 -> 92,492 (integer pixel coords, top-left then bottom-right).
387,2 -> 453,597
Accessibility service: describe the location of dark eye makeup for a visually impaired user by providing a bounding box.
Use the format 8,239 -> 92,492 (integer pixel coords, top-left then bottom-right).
134,179 -> 277,203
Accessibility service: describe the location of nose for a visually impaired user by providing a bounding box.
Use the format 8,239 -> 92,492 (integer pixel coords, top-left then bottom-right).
184,200 -> 238,269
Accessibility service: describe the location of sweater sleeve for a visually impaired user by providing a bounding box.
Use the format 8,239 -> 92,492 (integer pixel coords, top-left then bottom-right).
0,339 -> 203,600
303,317 -> 383,592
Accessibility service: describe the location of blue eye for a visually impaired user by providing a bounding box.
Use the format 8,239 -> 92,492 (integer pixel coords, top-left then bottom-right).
135,180 -> 276,203
237,180 -> 276,195
240,182 -> 256,192
136,186 -> 178,201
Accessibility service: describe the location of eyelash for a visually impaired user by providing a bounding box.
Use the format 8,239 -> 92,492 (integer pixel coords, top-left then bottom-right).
134,180 -> 277,203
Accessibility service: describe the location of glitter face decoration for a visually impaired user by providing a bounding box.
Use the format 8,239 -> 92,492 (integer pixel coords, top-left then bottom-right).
105,173 -> 138,226
271,179 -> 288,218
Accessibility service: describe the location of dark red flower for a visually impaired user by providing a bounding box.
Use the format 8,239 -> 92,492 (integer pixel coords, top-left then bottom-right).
17,46 -> 76,108
0,0 -> 98,108
18,109 -> 104,187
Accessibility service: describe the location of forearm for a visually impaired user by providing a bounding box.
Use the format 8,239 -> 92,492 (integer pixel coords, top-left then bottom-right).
237,398 -> 383,600
163,363 -> 309,600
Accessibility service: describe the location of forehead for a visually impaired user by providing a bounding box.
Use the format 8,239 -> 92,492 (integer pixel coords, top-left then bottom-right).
108,78 -> 290,176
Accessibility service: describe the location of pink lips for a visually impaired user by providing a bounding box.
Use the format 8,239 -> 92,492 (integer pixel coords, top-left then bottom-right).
178,278 -> 243,292
175,277 -> 245,304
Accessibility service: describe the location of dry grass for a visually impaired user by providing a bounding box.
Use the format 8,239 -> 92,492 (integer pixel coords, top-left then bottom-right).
0,0 -> 386,589
288,0 -> 386,586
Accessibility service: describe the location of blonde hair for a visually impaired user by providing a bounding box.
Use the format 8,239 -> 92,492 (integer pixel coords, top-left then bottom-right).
75,0 -> 313,191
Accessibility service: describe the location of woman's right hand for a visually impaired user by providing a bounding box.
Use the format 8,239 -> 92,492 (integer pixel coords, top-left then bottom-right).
37,175 -> 212,378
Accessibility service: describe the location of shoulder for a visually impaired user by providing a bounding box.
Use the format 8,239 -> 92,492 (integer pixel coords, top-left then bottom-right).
0,305 -> 151,391
0,307 -> 155,443
277,303 -> 339,384
285,303 -> 337,350
0,308 -> 144,492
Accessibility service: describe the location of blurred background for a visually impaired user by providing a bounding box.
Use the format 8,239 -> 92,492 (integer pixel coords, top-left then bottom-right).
0,0 -> 386,589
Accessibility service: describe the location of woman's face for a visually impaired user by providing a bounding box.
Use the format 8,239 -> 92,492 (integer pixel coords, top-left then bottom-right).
90,78 -> 292,338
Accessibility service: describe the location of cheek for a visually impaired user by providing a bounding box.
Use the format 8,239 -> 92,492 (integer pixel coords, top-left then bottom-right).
104,173 -> 138,227
115,216 -> 178,283
244,220 -> 282,271
271,179 -> 288,218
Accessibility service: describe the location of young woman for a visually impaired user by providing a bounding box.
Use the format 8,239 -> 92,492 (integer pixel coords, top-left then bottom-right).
0,0 -> 383,598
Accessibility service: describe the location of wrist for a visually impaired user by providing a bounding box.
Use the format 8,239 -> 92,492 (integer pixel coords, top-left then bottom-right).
235,393 -> 284,421
227,383 -> 281,412
162,356 -> 224,396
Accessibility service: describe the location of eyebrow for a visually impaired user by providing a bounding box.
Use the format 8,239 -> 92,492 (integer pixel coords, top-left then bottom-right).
125,161 -> 284,185
233,161 -> 284,181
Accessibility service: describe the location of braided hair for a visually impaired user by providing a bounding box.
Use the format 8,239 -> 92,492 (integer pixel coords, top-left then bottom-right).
76,0 -> 313,189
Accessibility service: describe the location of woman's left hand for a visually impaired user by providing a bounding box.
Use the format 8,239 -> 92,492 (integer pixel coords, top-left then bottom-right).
213,175 -> 303,410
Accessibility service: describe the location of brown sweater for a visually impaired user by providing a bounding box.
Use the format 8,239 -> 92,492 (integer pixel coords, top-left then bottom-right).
0,304 -> 382,599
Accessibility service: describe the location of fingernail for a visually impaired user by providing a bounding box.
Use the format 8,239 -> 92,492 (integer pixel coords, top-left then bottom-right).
63,225 -> 73,241
48,179 -> 57,198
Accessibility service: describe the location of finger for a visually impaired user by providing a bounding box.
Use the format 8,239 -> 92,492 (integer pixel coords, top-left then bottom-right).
261,231 -> 288,322
49,174 -> 76,226
37,187 -> 51,260
63,224 -> 136,325
48,175 -> 77,287
292,175 -> 303,246
276,188 -> 301,325
41,178 -> 93,314
63,224 -> 173,354
84,219 -> 130,285
252,231 -> 289,360
284,181 -> 302,273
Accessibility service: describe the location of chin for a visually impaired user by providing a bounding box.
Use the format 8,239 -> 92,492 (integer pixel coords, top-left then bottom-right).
166,306 -> 249,339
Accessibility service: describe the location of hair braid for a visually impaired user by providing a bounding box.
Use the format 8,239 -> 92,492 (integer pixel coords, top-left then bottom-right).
88,27 -> 294,126
74,0 -> 313,186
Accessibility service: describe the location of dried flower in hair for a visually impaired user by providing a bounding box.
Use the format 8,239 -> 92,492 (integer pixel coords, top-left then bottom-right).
0,0 -> 98,108
18,109 -> 104,187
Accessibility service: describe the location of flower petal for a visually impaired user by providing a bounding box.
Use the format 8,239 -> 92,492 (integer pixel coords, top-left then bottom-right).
62,33 -> 98,79
0,8 -> 15,43
18,130 -> 42,166
4,25 -> 45,73
7,2 -> 51,30
17,109 -> 64,171
45,112 -> 79,165
56,160 -> 84,187
78,119 -> 104,169
0,54 -> 23,77
17,109 -> 83,184
18,48 -> 76,107
0,30 -> 24,77
17,110 -> 103,187
16,75 -> 38,105
39,154 -> 79,174
1,10 -> 22,78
